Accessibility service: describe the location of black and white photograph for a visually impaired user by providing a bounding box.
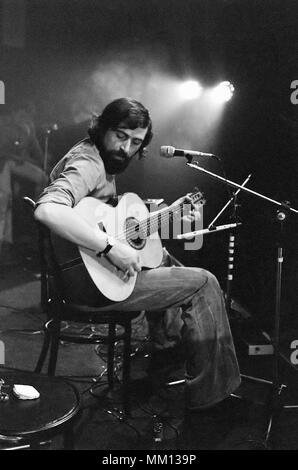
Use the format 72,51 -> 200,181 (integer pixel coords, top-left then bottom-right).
0,0 -> 297,455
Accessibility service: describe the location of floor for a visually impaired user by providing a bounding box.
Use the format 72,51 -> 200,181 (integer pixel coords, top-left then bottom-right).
1,242 -> 298,452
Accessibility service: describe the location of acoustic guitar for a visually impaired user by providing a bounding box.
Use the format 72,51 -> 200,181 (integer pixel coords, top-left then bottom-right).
73,191 -> 205,301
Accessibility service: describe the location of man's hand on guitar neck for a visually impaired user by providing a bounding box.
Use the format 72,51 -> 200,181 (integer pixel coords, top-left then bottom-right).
106,242 -> 142,280
171,194 -> 202,224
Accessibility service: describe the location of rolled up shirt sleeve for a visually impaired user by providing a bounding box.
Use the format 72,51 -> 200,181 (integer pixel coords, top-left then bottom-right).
36,146 -> 104,208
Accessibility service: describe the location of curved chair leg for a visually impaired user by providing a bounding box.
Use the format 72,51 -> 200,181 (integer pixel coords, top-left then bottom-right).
47,319 -> 61,376
35,327 -> 51,373
122,321 -> 132,415
107,322 -> 116,388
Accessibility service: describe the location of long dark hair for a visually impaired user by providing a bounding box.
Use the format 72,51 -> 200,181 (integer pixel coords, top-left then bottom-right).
88,97 -> 153,159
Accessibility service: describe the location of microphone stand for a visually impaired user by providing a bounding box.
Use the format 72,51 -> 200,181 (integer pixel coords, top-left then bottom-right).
187,162 -> 298,216
207,173 -> 252,316
43,125 -> 58,174
43,129 -> 51,174
187,159 -> 298,449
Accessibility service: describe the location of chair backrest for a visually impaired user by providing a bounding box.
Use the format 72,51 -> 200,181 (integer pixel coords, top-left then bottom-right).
23,197 -> 66,314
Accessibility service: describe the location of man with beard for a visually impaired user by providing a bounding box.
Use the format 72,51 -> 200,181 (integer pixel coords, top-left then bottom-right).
34,97 -> 240,411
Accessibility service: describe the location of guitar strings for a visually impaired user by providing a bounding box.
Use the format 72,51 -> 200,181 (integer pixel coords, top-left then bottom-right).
131,192 -> 204,240
114,194 -> 204,243
116,194 -> 203,242
113,203 -> 181,242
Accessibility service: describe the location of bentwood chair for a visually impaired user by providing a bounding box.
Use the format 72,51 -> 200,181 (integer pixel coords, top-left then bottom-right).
23,197 -> 141,415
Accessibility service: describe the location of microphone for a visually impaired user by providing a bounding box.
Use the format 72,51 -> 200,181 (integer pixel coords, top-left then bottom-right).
160,145 -> 215,159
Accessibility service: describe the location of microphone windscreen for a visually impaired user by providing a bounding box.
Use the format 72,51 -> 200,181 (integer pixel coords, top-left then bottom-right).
160,146 -> 175,158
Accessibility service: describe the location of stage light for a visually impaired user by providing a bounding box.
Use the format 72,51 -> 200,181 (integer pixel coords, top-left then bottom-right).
178,80 -> 202,100
212,81 -> 235,103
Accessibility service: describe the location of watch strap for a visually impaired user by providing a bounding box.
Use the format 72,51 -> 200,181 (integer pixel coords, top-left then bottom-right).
96,238 -> 114,257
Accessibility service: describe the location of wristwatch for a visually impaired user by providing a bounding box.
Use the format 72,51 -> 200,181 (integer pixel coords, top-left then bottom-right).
96,236 -> 116,257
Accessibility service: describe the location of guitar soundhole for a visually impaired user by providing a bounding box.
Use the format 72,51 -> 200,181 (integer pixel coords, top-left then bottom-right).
125,217 -> 146,250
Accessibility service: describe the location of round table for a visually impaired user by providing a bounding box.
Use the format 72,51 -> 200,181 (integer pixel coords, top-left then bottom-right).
0,369 -> 81,449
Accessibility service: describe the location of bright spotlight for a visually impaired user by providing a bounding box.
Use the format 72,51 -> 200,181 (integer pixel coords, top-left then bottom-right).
213,81 -> 235,103
179,80 -> 202,100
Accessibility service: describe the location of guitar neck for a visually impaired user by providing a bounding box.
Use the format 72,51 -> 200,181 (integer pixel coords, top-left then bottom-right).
137,204 -> 179,238
137,194 -> 202,238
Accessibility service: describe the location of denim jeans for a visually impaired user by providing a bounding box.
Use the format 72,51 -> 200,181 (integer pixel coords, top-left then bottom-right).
63,260 -> 241,409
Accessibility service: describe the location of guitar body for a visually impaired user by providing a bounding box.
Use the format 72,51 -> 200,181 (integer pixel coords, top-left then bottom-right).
74,193 -> 163,301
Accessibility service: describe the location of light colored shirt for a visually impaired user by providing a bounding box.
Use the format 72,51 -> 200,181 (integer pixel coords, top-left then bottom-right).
36,138 -> 116,207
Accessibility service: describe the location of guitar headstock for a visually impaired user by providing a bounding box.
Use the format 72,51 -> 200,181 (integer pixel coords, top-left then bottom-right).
186,187 -> 206,207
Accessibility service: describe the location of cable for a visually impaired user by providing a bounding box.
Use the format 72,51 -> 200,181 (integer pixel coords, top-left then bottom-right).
0,304 -> 45,331
0,304 -> 23,312
132,392 -> 181,444
84,380 -> 109,396
136,401 -> 167,417
0,328 -> 43,335
94,408 -> 142,442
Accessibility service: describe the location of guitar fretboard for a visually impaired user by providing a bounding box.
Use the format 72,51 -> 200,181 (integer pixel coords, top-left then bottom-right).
130,192 -> 205,240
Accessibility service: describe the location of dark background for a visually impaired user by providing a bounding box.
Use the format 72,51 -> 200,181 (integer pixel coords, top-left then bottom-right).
1,0 -> 297,329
